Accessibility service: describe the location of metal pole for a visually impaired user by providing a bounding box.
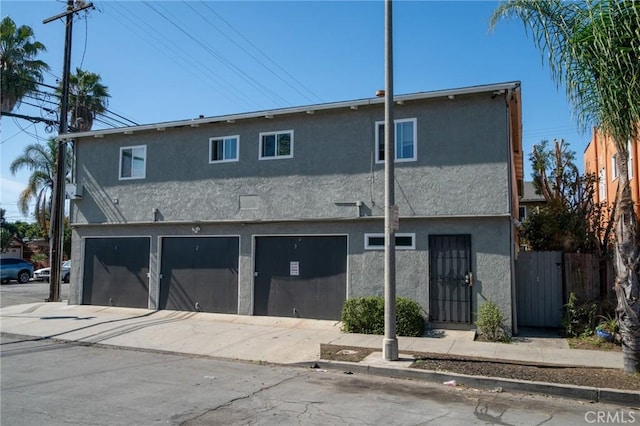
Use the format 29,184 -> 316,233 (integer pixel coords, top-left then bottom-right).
383,0 -> 398,361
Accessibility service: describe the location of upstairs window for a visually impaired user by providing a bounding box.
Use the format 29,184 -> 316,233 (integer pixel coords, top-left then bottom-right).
119,145 -> 146,180
259,130 -> 293,160
611,154 -> 618,180
375,118 -> 417,163
599,168 -> 606,200
518,206 -> 527,220
209,135 -> 239,163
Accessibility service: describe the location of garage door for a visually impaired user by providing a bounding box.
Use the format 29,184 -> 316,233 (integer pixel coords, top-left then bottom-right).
82,237 -> 150,308
254,236 -> 347,320
159,237 -> 239,313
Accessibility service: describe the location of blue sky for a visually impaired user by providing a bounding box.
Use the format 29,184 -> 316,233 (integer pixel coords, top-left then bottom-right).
1,0 -> 589,222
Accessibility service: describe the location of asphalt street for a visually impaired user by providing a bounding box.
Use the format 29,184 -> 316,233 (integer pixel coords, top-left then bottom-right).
2,335 -> 631,426
0,280 -> 69,308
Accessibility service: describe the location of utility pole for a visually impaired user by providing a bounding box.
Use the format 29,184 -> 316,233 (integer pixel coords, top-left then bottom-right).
382,0 -> 398,361
43,0 -> 93,302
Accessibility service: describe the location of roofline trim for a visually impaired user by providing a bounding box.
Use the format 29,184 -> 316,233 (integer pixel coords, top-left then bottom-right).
59,81 -> 521,141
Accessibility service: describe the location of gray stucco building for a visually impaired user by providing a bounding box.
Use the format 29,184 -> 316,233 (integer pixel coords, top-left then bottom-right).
61,81 -> 524,330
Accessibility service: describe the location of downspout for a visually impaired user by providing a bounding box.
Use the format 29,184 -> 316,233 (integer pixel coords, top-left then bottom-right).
506,88 -> 518,336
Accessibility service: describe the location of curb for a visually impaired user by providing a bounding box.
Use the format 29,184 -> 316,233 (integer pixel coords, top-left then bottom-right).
304,360 -> 640,407
3,332 -> 638,407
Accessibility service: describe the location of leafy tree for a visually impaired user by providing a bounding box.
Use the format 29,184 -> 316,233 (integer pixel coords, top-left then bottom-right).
0,16 -> 49,113
521,139 -> 612,254
13,220 -> 46,241
491,0 -> 640,374
58,68 -> 110,131
9,138 -> 71,236
0,228 -> 12,254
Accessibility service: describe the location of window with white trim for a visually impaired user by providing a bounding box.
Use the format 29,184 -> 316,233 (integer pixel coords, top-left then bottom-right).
518,206 -> 527,220
611,154 -> 618,180
599,168 -> 606,199
375,118 -> 417,163
209,135 -> 239,163
629,140 -> 634,178
364,233 -> 416,250
259,130 -> 293,159
119,145 -> 146,180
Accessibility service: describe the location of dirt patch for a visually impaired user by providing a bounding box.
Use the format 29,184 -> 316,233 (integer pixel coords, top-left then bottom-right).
567,336 -> 622,351
320,344 -> 640,392
320,344 -> 376,363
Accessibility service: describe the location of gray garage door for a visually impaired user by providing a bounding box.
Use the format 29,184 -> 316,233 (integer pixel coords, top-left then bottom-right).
82,237 -> 150,308
159,237 -> 239,313
254,236 -> 347,320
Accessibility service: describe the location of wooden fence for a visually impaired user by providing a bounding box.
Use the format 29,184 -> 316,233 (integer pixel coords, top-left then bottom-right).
515,251 -> 613,328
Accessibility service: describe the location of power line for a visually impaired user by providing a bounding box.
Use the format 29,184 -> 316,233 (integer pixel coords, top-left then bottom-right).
143,1 -> 291,107
5,75 -> 139,129
199,0 -> 324,104
187,1 -> 323,104
104,2 -> 259,110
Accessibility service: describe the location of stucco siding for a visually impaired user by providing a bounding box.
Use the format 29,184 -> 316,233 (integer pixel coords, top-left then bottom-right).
72,93 -> 511,225
70,216 -> 512,326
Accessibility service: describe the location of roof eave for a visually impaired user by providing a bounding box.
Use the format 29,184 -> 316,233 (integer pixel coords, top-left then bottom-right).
58,81 -> 521,141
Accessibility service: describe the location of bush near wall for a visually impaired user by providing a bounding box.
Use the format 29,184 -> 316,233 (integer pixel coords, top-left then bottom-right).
341,296 -> 426,337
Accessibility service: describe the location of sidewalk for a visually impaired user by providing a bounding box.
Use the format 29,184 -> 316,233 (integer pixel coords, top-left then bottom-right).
1,302 -> 636,405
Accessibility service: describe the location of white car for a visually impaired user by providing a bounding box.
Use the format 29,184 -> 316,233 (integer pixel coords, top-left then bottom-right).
34,260 -> 71,283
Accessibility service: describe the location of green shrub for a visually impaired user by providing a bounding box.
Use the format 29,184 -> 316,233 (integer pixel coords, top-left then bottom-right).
341,296 -> 384,335
475,299 -> 511,342
396,297 -> 426,337
562,292 -> 598,338
341,296 -> 425,337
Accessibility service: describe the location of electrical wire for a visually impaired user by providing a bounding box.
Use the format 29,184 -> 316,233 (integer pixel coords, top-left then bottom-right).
104,2 -> 259,110
186,1 -> 323,105
143,1 -> 291,107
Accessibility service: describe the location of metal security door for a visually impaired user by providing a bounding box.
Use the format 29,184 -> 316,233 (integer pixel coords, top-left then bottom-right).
254,236 -> 347,320
159,237 -> 239,313
82,237 -> 150,308
429,235 -> 472,323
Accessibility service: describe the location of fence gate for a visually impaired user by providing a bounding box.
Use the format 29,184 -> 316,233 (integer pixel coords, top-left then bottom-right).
515,251 -> 563,328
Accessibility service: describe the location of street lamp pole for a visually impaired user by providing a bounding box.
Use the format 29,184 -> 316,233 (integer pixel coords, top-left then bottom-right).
383,0 -> 398,361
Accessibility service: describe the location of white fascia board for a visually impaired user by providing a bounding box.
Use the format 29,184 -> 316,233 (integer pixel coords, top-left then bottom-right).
59,81 -> 521,141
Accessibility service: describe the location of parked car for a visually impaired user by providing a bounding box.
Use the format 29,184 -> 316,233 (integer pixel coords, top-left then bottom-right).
34,260 -> 71,283
0,257 -> 34,284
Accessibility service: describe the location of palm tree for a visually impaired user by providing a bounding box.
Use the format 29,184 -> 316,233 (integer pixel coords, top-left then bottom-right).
0,16 -> 49,113
490,0 -> 640,374
58,68 -> 110,131
9,138 -> 71,236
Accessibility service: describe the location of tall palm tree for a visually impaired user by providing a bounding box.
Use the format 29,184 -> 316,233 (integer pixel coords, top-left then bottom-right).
0,16 -> 49,113
490,0 -> 640,374
58,68 -> 110,131
9,138 -> 71,236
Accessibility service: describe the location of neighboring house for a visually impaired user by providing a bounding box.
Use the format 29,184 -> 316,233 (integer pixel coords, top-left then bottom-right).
517,182 -> 546,251
0,236 -> 24,258
518,182 -> 546,222
584,127 -> 640,221
60,81 -> 524,330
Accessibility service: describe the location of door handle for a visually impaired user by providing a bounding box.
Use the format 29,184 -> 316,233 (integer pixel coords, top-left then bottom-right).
465,272 -> 473,287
